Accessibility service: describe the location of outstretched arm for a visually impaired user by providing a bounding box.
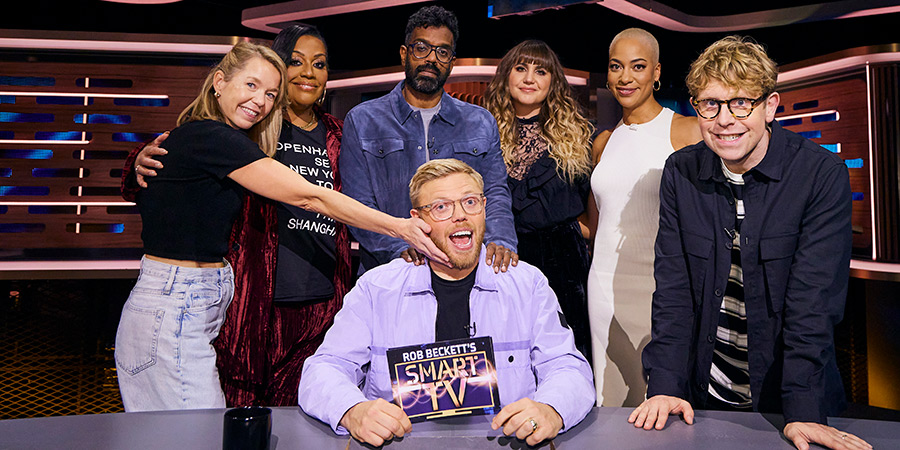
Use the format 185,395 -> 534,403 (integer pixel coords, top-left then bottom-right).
228,157 -> 449,267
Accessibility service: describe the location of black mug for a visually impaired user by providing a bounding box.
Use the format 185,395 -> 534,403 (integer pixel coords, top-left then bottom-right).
223,406 -> 272,450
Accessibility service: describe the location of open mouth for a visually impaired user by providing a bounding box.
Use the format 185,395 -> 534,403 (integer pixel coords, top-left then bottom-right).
448,230 -> 474,250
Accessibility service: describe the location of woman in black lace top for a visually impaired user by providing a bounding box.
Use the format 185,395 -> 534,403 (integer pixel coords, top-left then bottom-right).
483,40 -> 594,364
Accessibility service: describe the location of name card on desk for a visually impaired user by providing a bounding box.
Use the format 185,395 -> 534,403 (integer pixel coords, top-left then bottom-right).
386,336 -> 500,422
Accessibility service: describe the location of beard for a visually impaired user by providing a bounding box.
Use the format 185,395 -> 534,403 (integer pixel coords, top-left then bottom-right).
432,227 -> 484,271
404,57 -> 449,96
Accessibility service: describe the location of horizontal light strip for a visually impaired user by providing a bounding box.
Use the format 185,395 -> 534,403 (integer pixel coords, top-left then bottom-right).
779,51 -> 900,83
327,65 -> 587,89
0,139 -> 90,144
0,260 -> 141,272
0,201 -> 136,206
0,139 -> 91,145
775,109 -> 840,121
0,91 -> 168,99
0,37 -> 234,55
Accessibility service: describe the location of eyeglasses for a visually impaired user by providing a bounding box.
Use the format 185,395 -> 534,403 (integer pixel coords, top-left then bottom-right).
406,41 -> 455,64
691,94 -> 769,119
415,194 -> 484,221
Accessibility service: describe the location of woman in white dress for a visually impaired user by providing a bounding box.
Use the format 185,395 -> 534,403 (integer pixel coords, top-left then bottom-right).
587,28 -> 700,406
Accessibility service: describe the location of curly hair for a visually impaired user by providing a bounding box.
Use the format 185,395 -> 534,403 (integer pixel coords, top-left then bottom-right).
686,35 -> 777,98
405,5 -> 459,49
483,40 -> 593,183
178,41 -> 287,156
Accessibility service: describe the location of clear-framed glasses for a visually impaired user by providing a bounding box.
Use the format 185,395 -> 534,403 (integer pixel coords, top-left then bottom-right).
406,41 -> 455,64
691,94 -> 769,119
415,194 -> 484,221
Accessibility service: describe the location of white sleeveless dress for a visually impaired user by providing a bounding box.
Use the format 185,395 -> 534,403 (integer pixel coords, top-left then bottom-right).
588,107 -> 675,406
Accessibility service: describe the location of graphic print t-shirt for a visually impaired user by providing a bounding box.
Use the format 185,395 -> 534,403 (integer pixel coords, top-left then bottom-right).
272,121 -> 337,302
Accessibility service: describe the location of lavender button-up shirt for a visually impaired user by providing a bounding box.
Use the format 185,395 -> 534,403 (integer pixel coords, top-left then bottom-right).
299,247 -> 595,434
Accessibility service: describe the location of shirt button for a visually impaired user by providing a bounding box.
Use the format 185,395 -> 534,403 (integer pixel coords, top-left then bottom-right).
473,148 -> 478,154
378,149 -> 383,154
707,334 -> 714,343
508,355 -> 514,363
699,382 -> 708,390
725,241 -> 733,250
417,145 -> 422,150
433,150 -> 438,155
715,288 -> 722,297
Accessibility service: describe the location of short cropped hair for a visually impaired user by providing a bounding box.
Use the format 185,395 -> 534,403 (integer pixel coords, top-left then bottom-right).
609,28 -> 659,64
405,5 -> 459,50
686,35 -> 777,98
409,159 -> 484,206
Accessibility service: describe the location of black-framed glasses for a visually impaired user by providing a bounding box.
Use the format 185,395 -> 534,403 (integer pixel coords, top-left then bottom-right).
415,194 -> 484,221
406,41 -> 455,64
691,94 -> 769,119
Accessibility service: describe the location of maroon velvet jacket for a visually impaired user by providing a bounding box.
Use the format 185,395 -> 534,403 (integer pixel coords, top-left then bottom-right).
121,110 -> 350,402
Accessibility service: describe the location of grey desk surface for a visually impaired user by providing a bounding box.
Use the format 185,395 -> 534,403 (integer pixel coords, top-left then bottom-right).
1,407 -> 897,449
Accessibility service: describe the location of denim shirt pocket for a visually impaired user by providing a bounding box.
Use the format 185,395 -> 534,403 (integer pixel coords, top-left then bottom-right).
451,139 -> 491,165
759,233 -> 799,314
360,138 -> 409,207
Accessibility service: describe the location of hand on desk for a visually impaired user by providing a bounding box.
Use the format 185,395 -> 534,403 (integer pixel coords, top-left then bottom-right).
783,421 -> 872,450
628,395 -> 695,430
340,398 -> 412,447
491,398 -> 563,446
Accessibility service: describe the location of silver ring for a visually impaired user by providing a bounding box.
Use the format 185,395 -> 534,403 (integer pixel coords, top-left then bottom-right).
842,434 -> 847,440
135,164 -> 142,172
528,418 -> 538,433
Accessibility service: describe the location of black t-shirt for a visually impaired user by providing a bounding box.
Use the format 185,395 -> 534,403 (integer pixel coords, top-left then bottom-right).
137,120 -> 265,262
272,122 -> 338,302
431,268 -> 477,341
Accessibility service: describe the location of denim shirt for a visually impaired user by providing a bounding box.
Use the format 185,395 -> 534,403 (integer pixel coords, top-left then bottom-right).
339,82 -> 517,266
643,122 -> 850,424
298,247 -> 595,434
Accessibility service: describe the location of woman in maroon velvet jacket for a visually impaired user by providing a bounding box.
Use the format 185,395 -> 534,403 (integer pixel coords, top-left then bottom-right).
121,24 -> 350,406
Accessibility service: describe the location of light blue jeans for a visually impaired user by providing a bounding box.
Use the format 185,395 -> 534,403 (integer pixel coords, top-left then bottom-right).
115,256 -> 234,412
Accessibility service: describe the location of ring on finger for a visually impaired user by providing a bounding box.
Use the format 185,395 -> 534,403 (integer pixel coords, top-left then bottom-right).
841,434 -> 847,440
528,418 -> 538,435
135,164 -> 142,171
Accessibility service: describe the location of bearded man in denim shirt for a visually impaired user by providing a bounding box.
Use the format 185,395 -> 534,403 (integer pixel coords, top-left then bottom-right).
339,6 -> 518,271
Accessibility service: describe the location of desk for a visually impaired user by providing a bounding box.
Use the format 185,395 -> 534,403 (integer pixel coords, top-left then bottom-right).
1,407 -> 897,449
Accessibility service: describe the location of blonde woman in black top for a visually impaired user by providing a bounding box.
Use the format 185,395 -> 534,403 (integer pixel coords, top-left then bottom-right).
114,41 -> 447,412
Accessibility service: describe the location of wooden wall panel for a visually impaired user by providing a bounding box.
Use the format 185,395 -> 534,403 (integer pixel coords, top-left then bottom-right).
0,61 -> 210,255
777,74 -> 872,258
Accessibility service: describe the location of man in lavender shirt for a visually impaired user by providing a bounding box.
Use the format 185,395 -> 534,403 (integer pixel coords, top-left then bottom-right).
299,159 -> 594,447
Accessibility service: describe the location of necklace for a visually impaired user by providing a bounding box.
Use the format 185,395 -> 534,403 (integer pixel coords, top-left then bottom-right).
298,114 -> 317,131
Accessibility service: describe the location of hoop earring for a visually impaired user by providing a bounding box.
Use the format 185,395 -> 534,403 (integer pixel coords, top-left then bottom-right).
316,87 -> 327,106
653,80 -> 661,91
605,82 -> 610,90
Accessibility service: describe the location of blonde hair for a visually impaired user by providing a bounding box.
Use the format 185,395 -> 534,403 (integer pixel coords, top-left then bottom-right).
409,159 -> 484,206
609,28 -> 659,64
178,41 -> 288,156
483,40 -> 593,184
686,36 -> 777,98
